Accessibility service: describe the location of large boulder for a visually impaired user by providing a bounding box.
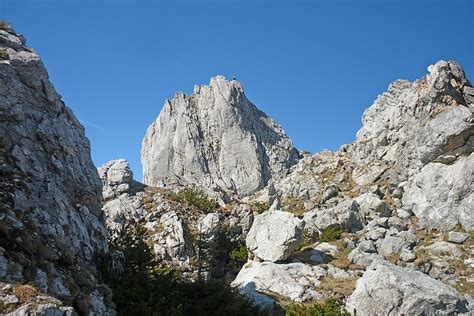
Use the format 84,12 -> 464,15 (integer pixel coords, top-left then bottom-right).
231,261 -> 326,303
403,153 -> 473,231
141,76 -> 300,197
0,24 -> 111,313
303,200 -> 363,233
346,260 -> 472,315
246,210 -> 305,262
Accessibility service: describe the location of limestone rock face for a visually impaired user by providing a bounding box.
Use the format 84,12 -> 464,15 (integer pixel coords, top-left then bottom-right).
246,210 -> 305,262
0,25 -> 112,314
403,153 -> 473,230
303,200 -> 363,234
141,76 -> 300,197
350,61 -> 473,182
346,260 -> 472,315
231,261 -> 327,303
99,159 -> 147,232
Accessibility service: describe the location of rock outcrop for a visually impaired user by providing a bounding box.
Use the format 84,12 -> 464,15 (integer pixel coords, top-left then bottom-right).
99,159 -> 146,232
346,260 -> 472,315
246,210 -> 304,262
402,153 -> 473,230
141,76 -> 301,197
232,261 -> 326,303
0,24 -> 112,314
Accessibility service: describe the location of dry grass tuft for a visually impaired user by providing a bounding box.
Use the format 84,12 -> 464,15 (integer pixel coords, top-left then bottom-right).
14,284 -> 38,302
318,276 -> 358,297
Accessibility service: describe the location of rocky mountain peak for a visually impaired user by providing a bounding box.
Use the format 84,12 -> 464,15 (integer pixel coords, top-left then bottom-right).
142,75 -> 301,198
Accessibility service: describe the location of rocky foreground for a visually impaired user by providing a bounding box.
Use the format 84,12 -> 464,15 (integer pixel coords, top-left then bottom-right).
1,22 -> 474,315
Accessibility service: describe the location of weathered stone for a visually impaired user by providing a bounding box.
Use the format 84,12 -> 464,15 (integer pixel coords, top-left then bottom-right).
367,227 -> 386,241
355,193 -> 392,220
246,211 -> 304,262
399,247 -> 416,262
198,212 -> 220,236
153,211 -> 193,264
448,231 -> 470,244
303,200 -> 363,233
403,154 -> 473,231
346,260 -> 472,315
348,248 -> 382,266
232,261 -> 326,302
357,240 -> 377,253
378,236 -> 406,257
424,241 -> 463,257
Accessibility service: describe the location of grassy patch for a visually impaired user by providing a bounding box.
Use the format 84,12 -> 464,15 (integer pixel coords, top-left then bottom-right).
282,198 -> 306,216
13,284 -> 38,302
318,276 -> 358,297
285,298 -> 350,316
0,49 -> 9,60
327,239 -> 354,269
250,201 -> 269,213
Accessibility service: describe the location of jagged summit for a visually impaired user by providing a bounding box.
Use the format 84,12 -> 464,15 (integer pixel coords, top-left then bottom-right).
142,75 -> 301,197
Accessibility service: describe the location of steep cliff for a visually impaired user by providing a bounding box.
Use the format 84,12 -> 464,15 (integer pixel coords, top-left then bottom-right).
0,23 -> 112,314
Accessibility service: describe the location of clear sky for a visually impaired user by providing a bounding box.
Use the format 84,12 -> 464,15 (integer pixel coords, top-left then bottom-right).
2,0 -> 473,180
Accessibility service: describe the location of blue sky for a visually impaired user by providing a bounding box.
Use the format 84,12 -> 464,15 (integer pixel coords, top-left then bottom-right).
2,0 -> 473,180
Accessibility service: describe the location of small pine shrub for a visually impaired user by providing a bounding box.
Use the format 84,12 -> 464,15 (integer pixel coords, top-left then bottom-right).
319,225 -> 344,242
173,188 -> 219,212
0,49 -> 9,60
285,298 -> 349,316
229,240 -> 248,262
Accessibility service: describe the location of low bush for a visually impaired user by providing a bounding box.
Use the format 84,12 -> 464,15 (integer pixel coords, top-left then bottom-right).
173,188 -> 219,212
229,239 -> 248,262
285,298 -> 349,316
318,225 -> 344,242
102,222 -> 259,316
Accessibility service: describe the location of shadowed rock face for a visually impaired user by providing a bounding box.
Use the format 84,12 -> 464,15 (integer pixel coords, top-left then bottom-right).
0,24 -> 112,314
141,76 -> 301,197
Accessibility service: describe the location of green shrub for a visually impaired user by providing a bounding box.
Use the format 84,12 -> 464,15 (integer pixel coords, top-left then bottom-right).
229,240 -> 248,262
102,222 -> 259,316
173,188 -> 219,212
285,298 -> 349,316
0,49 -> 9,60
318,225 -> 344,242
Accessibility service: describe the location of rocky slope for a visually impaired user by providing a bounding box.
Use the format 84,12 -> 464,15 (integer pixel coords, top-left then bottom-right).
141,76 -> 301,198
101,59 -> 473,314
2,20 -> 472,315
0,23 -> 113,314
